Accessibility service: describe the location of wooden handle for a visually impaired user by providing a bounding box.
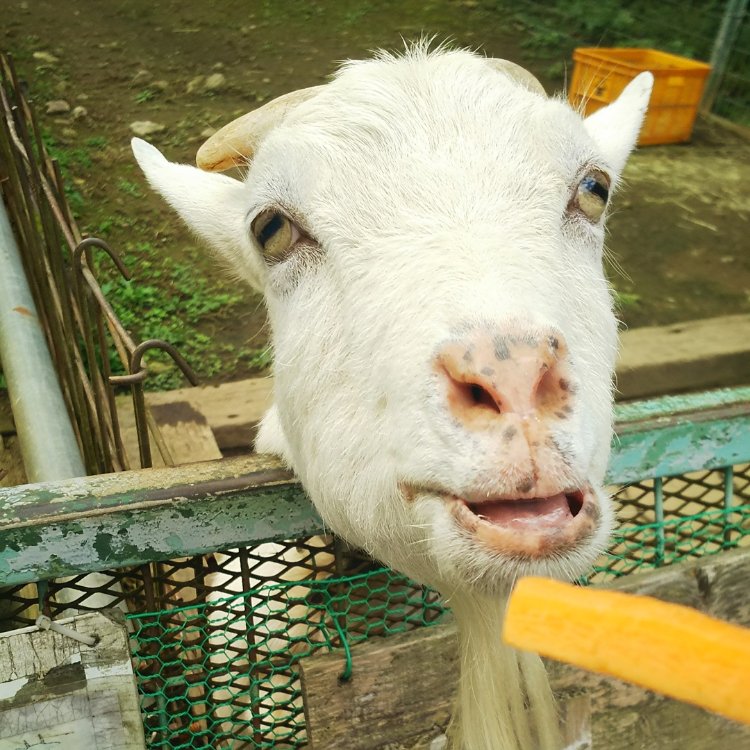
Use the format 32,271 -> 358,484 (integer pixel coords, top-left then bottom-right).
503,576 -> 750,726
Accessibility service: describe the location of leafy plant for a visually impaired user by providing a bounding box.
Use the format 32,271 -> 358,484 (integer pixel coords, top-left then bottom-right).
614,290 -> 642,308
507,0 -> 725,62
134,87 -> 156,103
98,245 -> 246,389
117,178 -> 144,198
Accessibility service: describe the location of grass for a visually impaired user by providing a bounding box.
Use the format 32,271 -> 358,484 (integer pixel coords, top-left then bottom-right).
38,124 -> 265,391
98,243 -> 251,389
116,178 -> 144,198
614,289 -> 642,310
134,87 -> 157,103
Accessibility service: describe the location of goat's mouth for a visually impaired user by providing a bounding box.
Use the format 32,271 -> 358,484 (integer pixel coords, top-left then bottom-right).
445,487 -> 598,558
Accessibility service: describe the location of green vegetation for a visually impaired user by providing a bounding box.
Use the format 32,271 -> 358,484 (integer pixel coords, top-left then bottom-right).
510,0 -> 726,62
134,87 -> 157,103
38,127 -> 265,390
116,178 -> 144,198
98,243 -> 260,389
614,290 -> 642,310
507,0 -> 749,123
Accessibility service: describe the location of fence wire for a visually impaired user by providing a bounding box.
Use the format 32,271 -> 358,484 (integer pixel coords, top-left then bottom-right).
0,51 -> 199,475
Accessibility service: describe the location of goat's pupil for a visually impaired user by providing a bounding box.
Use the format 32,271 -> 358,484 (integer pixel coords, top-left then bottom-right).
581,176 -> 608,203
258,213 -> 284,247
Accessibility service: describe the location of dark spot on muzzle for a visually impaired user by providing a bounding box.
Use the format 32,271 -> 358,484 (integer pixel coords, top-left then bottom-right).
493,335 -> 510,361
517,477 -> 534,494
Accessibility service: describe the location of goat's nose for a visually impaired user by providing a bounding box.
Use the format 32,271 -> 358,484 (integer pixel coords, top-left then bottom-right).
435,330 -> 574,425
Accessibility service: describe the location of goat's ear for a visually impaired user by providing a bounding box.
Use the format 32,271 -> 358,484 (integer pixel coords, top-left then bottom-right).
131,138 -> 264,290
583,72 -> 654,175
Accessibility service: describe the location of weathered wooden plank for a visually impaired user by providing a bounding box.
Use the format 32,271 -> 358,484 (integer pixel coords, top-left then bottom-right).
117,398 -> 224,468
608,387 -> 750,485
617,314 -> 750,400
147,400 -> 223,464
0,454 -> 322,587
116,377 -> 273,452
300,548 -> 750,750
613,385 -> 750,424
0,611 -> 146,749
301,624 -> 459,750
159,377 -> 272,450
116,398 -> 168,469
606,408 -> 750,484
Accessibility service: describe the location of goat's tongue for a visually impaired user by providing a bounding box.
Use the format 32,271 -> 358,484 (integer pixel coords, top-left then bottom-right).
469,493 -> 572,528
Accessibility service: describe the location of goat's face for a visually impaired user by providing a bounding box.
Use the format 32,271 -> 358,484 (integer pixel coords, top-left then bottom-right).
134,48 -> 652,595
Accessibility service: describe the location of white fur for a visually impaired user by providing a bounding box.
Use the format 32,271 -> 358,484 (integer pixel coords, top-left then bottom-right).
133,46 -> 651,750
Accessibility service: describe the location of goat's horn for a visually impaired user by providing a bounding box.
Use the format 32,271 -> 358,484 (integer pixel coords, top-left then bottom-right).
485,58 -> 546,96
197,85 -> 325,172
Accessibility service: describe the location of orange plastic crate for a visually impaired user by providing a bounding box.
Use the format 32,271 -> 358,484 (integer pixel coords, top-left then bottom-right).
569,48 -> 712,145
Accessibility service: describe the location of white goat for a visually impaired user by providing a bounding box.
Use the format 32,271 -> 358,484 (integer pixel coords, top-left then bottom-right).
132,45 -> 652,750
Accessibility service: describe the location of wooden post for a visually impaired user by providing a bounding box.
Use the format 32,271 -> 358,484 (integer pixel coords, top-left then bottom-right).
0,611 -> 146,748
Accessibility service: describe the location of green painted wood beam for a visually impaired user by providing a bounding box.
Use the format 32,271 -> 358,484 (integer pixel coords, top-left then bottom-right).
1,387 -> 749,587
609,386 -> 750,483
613,386 -> 750,423
0,455 -> 323,587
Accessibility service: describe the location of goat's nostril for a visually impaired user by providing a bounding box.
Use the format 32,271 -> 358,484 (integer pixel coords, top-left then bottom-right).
469,382 -> 501,412
437,328 -> 572,423
441,367 -> 504,417
535,365 -> 557,408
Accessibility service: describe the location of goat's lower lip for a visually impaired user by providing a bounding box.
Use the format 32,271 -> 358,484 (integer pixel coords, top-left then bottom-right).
448,488 -> 597,557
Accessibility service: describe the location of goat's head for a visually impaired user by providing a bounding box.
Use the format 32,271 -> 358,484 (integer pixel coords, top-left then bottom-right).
133,47 -> 652,596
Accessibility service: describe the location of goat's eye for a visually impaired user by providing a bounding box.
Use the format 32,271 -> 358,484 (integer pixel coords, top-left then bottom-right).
251,209 -> 300,262
574,170 -> 610,222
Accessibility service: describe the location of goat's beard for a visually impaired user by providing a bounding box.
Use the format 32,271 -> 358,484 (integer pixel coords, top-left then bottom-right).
447,592 -> 563,750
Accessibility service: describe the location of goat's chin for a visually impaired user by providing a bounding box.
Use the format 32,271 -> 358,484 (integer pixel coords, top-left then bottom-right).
408,485 -> 612,594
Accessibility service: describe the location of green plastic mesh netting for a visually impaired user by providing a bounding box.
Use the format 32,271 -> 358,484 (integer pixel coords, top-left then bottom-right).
127,468 -> 750,749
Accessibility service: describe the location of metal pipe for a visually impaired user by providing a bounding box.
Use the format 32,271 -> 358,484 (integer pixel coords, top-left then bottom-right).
701,0 -> 749,114
0,199 -> 86,482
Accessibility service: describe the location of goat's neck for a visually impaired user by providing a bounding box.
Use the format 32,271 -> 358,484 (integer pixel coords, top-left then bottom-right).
447,592 -> 561,750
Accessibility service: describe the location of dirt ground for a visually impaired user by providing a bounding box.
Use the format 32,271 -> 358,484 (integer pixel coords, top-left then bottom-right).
2,0 -> 749,385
